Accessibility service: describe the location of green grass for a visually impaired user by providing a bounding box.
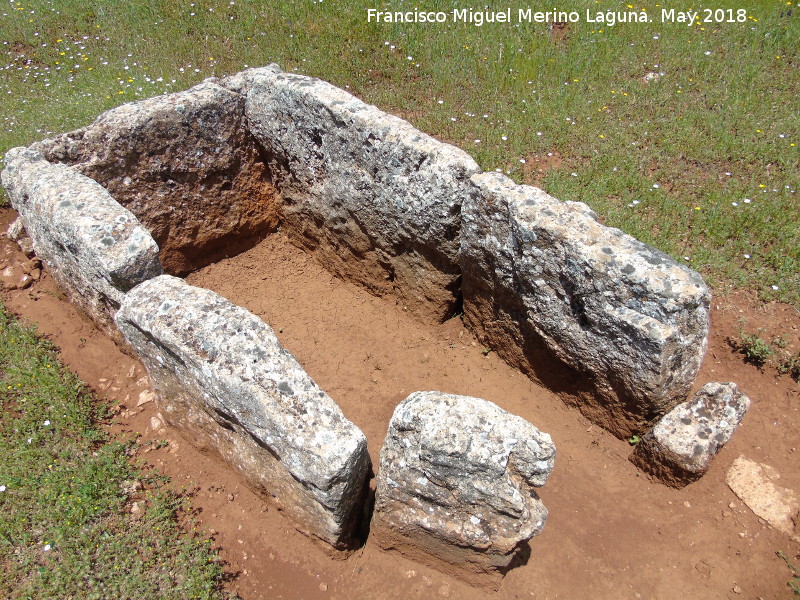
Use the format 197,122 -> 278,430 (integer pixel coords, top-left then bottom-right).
0,0 -> 798,304
778,551 -> 800,597
0,305 -> 228,599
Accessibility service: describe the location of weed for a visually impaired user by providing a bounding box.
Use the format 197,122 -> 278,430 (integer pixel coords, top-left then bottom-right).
777,551 -> 800,597
733,331 -> 774,368
772,336 -> 789,350
778,353 -> 800,382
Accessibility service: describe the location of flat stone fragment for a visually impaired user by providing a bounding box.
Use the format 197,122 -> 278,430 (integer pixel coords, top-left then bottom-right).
31,81 -> 281,275
726,456 -> 800,540
6,217 -> 25,242
372,391 -> 556,587
1,147 -> 162,341
241,66 -> 480,322
460,172 -> 711,438
115,275 -> 370,549
631,382 -> 750,487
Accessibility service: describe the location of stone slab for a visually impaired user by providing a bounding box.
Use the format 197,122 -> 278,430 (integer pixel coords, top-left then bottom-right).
1,147 -> 162,340
115,275 -> 371,548
242,66 -> 480,322
372,391 -> 555,587
631,382 -> 750,486
32,81 -> 281,275
726,456 -> 799,540
461,172 -> 711,438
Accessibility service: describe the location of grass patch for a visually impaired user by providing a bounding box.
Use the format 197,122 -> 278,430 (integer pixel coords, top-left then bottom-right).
778,551 -> 800,597
729,328 -> 800,379
0,0 -> 798,304
0,304 -> 229,599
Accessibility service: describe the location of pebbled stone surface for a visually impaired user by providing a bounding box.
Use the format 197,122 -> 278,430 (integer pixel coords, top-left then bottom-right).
115,275 -> 370,549
1,147 -> 162,340
372,391 -> 555,587
242,66 -> 480,322
460,172 -> 711,438
32,81 -> 281,275
631,382 -> 750,487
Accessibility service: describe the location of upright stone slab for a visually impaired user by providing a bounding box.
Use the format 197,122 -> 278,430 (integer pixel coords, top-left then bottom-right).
1,147 -> 162,340
460,173 -> 711,438
115,275 -> 370,548
372,391 -> 556,587
631,382 -> 750,487
32,81 -> 281,275
242,66 -> 480,322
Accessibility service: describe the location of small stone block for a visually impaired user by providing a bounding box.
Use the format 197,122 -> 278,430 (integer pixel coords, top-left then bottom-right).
372,391 -> 556,587
631,382 -> 750,487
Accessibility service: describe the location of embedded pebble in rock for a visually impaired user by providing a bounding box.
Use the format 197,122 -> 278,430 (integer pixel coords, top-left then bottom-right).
1,147 -> 162,341
372,391 -> 556,587
631,382 -> 750,487
241,65 -> 480,322
115,275 -> 370,549
461,172 -> 711,438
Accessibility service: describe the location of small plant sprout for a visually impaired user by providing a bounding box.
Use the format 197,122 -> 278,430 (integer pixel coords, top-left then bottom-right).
733,331 -> 773,368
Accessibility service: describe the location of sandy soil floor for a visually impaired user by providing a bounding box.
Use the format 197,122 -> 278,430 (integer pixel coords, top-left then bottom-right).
2,208 -> 799,600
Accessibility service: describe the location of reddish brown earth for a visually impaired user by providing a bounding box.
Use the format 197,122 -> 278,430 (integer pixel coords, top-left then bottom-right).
1,207 -> 799,600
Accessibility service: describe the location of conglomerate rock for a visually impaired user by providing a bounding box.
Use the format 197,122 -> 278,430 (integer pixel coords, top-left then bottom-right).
372,391 -> 556,587
1,147 -> 161,341
115,275 -> 371,549
460,172 -> 711,438
241,65 -> 480,322
631,382 -> 750,486
31,81 -> 281,275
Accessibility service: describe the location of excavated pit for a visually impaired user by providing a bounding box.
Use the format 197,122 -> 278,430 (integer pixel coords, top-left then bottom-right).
184,232 -> 561,463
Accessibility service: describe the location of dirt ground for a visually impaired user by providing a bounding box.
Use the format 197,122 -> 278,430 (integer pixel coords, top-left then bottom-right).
2,207 -> 799,600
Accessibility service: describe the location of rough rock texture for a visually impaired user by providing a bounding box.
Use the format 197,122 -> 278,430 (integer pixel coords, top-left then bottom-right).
372,391 -> 556,587
726,456 -> 800,540
241,65 -> 480,322
32,81 -> 281,275
1,147 -> 162,340
630,382 -> 750,486
115,275 -> 370,549
460,173 -> 711,438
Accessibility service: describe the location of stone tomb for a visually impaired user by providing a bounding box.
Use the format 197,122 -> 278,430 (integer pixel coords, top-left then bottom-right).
2,65 -> 719,578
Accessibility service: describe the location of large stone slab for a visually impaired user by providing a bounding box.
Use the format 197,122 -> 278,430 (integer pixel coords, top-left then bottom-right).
242,66 -> 480,322
115,275 -> 370,548
1,147 -> 162,340
372,391 -> 556,587
631,382 -> 750,486
460,173 -> 711,438
32,81 -> 281,275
